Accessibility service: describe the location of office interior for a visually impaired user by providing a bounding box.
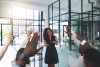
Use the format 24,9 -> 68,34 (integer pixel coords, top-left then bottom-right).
0,0 -> 100,67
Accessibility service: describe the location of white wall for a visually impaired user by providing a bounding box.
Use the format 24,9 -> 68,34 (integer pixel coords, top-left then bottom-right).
0,2 -> 13,18
0,1 -> 49,27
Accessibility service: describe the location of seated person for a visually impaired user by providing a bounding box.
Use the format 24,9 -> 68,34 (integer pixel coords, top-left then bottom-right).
84,48 -> 100,67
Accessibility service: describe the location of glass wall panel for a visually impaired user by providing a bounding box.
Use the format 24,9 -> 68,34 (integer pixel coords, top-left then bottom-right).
53,1 -> 59,17
83,0 -> 92,12
0,18 -> 10,24
60,22 -> 68,48
71,0 -> 81,13
49,5 -> 53,18
53,21 -> 59,38
60,0 -> 68,14
27,9 -> 33,19
34,10 -> 39,20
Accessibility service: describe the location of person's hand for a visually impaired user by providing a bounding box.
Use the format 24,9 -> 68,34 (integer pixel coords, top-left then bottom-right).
51,41 -> 56,44
27,27 -> 33,37
6,34 -> 15,45
64,25 -> 72,36
23,32 -> 41,57
44,44 -> 49,46
76,33 -> 84,42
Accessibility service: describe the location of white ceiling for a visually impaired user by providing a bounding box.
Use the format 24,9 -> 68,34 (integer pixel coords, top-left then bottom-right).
0,0 -> 57,5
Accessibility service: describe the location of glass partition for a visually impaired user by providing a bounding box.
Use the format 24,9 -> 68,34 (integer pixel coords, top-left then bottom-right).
48,0 -> 100,67
60,0 -> 68,14
53,1 -> 59,17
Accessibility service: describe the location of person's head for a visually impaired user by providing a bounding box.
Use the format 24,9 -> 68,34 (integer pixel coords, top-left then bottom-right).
43,28 -> 54,41
83,48 -> 100,67
79,42 -> 92,56
16,48 -> 30,67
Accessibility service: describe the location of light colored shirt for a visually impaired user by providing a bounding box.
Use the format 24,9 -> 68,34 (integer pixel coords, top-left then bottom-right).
70,34 -> 87,67
70,56 -> 85,67
20,36 -> 29,48
71,34 -> 87,46
71,34 -> 81,46
80,40 -> 87,46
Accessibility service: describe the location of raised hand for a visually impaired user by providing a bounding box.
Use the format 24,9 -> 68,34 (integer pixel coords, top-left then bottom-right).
23,32 -> 47,57
16,32 -> 47,66
64,25 -> 72,36
6,34 -> 15,45
23,32 -> 39,57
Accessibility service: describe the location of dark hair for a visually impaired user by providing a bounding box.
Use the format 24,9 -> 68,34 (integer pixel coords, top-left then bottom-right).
84,48 -> 100,67
15,48 -> 30,64
43,28 -> 54,41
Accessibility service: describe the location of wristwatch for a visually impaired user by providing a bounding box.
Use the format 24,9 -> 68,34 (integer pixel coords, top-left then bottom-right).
18,54 -> 29,63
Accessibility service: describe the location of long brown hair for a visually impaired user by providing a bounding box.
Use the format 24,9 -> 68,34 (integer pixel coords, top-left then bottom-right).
43,28 -> 54,41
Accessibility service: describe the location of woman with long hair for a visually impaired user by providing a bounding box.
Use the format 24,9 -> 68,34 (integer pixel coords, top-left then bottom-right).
43,28 -> 59,67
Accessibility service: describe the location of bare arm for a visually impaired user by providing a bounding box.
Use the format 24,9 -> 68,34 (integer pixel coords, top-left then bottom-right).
0,34 -> 14,60
64,25 -> 73,36
44,40 -> 49,46
55,36 -> 58,45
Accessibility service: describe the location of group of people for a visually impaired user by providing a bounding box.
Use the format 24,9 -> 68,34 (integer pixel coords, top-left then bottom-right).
0,25 -> 100,67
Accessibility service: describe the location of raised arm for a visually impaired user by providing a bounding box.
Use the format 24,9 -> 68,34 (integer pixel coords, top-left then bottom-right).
64,25 -> 81,46
0,34 -> 14,60
64,25 -> 72,36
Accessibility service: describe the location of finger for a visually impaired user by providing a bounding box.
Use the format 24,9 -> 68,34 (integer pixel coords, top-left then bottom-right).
28,36 -> 31,41
31,32 -> 38,44
34,33 -> 40,47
